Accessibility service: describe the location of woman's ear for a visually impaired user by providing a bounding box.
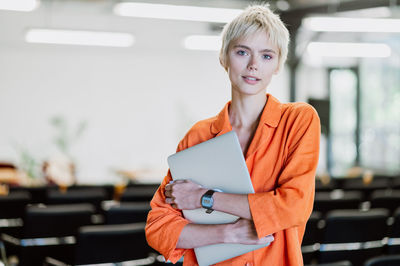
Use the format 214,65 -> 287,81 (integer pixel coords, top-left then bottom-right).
273,63 -> 280,75
219,57 -> 229,72
219,57 -> 226,70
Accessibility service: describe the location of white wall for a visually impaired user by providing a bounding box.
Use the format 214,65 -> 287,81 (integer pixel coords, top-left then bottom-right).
0,39 -> 291,184
0,1 -> 325,184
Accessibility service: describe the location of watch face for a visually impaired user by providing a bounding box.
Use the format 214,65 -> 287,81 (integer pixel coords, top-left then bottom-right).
201,195 -> 213,208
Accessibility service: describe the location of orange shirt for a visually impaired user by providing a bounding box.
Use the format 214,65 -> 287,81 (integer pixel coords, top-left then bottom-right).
145,94 -> 320,266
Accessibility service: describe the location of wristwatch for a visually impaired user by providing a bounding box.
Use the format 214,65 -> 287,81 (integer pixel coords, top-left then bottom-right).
201,189 -> 216,214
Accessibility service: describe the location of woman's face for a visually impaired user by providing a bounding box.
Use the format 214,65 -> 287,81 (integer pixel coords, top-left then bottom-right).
226,31 -> 279,97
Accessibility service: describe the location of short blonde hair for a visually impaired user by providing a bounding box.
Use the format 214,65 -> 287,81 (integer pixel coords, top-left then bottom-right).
219,4 -> 290,72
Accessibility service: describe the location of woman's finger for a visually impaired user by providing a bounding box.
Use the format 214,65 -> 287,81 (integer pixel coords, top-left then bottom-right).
165,197 -> 174,204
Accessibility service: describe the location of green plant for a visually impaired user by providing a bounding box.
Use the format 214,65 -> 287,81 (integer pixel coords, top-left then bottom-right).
14,145 -> 39,179
50,116 -> 87,156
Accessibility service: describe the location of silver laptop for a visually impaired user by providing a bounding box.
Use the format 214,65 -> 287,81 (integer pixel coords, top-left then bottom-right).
168,131 -> 268,266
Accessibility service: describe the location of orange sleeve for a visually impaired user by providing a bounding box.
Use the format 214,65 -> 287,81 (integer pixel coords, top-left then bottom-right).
145,140 -> 190,263
248,105 -> 320,239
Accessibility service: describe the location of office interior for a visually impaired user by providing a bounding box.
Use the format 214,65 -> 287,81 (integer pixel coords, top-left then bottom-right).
0,0 -> 399,265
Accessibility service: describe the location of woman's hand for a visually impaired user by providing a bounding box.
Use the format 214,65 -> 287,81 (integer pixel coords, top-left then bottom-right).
224,218 -> 274,245
164,180 -> 207,210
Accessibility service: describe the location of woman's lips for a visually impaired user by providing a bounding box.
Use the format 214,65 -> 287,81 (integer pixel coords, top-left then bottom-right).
242,76 -> 260,85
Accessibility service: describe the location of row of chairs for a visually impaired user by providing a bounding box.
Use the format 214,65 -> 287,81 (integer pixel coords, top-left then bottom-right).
316,176 -> 400,194
10,183 -> 159,202
302,207 -> 400,265
1,201 -> 153,265
304,255 -> 400,266
314,189 -> 400,216
1,184 -> 158,218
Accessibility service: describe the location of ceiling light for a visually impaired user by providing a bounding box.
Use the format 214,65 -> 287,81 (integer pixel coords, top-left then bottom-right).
25,29 -> 135,47
335,7 -> 392,18
0,0 -> 39,12
183,35 -> 221,51
275,0 -> 290,11
303,17 -> 400,33
307,42 -> 391,58
114,2 -> 242,23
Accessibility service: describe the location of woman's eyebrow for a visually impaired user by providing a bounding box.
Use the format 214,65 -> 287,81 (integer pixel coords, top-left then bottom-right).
233,44 -> 277,54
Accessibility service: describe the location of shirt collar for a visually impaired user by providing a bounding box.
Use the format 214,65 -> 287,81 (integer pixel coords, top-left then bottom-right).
211,93 -> 282,135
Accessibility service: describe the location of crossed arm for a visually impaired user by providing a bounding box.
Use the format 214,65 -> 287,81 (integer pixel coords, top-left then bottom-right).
164,180 -> 274,249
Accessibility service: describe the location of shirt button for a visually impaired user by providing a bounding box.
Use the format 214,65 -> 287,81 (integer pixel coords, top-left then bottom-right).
245,263 -> 254,266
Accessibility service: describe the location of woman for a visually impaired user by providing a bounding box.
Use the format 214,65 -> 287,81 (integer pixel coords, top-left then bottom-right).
146,4 -> 320,266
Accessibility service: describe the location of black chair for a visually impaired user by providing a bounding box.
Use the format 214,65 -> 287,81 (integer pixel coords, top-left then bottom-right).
319,208 -> 389,266
314,191 -> 363,216
370,189 -> 400,215
387,207 -> 400,254
10,186 -> 49,204
364,255 -> 400,266
46,187 -> 108,213
0,191 -> 31,219
105,202 -> 151,224
392,178 -> 400,189
120,186 -> 158,202
302,211 -> 323,264
46,223 -> 155,265
342,178 -> 390,200
67,184 -> 115,201
316,178 -> 337,192
1,203 -> 95,266
305,261 -> 352,266
0,191 -> 31,236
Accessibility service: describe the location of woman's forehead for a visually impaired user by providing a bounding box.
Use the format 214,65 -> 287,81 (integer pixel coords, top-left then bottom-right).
231,31 -> 278,52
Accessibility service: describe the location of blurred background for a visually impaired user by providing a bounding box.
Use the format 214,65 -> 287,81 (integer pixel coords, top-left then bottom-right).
0,0 -> 399,185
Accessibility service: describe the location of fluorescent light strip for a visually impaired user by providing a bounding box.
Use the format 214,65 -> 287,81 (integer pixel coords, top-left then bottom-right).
303,17 -> 400,33
336,7 -> 392,18
183,35 -> 221,51
25,29 -> 135,47
307,42 -> 391,58
114,2 -> 242,23
0,0 -> 39,12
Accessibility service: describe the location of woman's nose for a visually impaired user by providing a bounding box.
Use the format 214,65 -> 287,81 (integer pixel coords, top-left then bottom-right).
247,57 -> 258,71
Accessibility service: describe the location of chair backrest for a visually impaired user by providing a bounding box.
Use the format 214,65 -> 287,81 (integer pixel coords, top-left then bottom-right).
342,178 -> 390,200
0,191 -> 31,219
305,261 -> 352,266
47,188 -> 107,212
68,185 -> 115,200
370,189 -> 400,215
10,186 -> 49,204
323,208 -> 389,243
303,211 -> 322,245
302,211 -> 322,264
388,207 -> 400,254
74,223 -> 150,265
364,255 -> 400,266
319,208 -> 389,265
315,178 -> 337,192
393,178 -> 400,189
105,202 -> 151,224
23,203 -> 95,238
314,190 -> 362,215
120,186 -> 158,202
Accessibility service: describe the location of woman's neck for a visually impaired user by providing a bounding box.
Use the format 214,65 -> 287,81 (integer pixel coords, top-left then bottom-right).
229,91 -> 267,130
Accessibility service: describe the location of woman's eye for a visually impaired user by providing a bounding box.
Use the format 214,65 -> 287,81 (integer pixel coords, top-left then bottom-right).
237,50 -> 248,56
263,54 -> 272,60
